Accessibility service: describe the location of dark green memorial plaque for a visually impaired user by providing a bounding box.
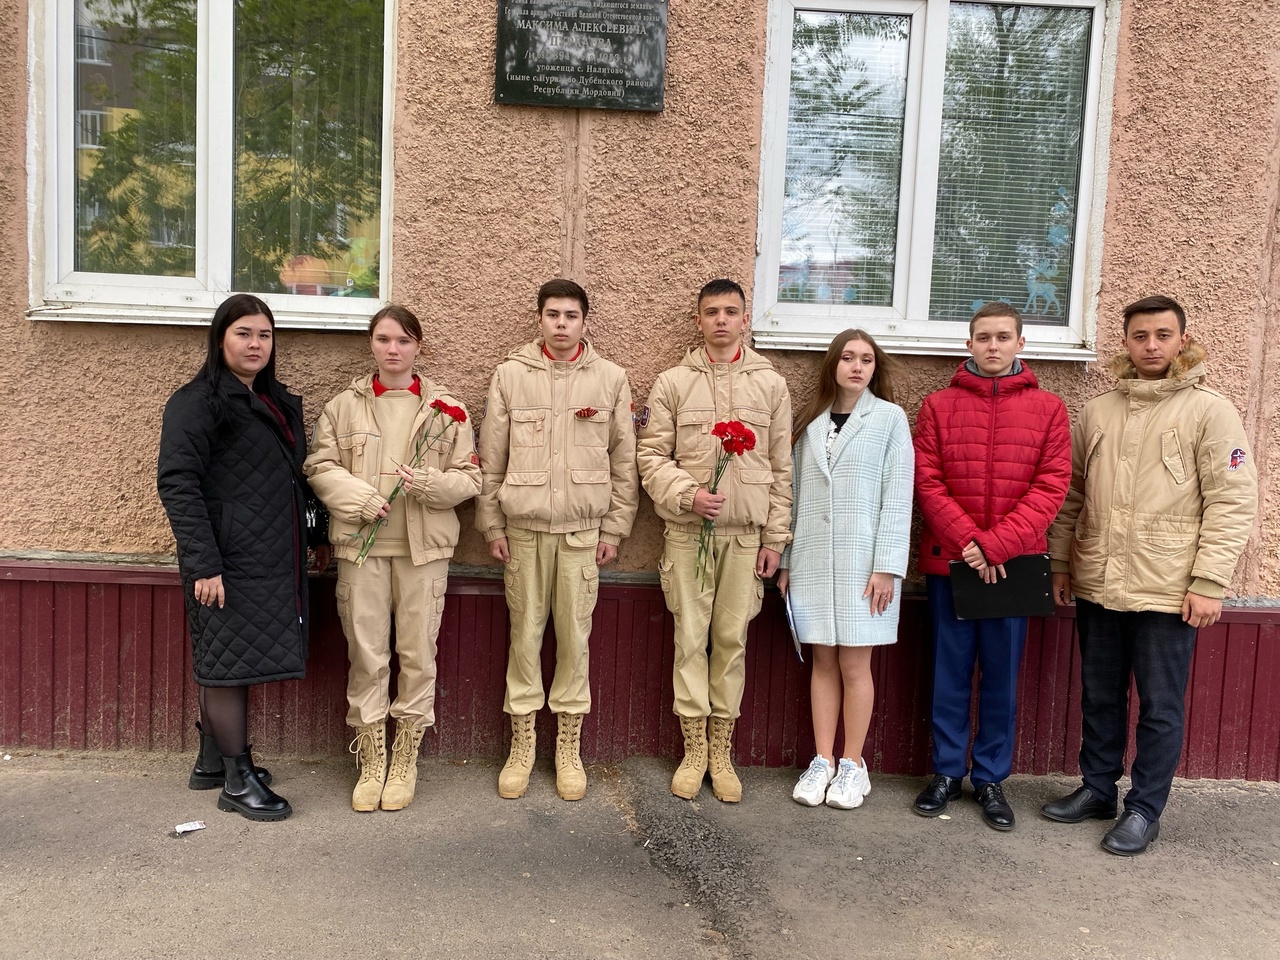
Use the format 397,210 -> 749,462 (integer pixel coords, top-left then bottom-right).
495,1 -> 667,112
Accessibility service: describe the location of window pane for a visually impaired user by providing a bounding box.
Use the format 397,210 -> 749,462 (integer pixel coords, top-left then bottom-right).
75,1 -> 197,277
233,1 -> 385,298
929,3 -> 1092,325
779,12 -> 910,307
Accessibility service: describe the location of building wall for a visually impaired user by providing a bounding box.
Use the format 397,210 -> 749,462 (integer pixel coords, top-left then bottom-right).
0,1 -> 1277,598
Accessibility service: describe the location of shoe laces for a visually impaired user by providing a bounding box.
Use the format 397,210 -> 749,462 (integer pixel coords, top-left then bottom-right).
348,728 -> 379,770
556,719 -> 583,770
982,782 -> 1007,804
387,724 -> 419,780
798,756 -> 831,790
509,717 -> 534,764
830,759 -> 858,793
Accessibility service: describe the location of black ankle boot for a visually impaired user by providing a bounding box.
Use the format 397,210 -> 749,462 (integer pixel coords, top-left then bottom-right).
217,751 -> 292,821
188,722 -> 272,790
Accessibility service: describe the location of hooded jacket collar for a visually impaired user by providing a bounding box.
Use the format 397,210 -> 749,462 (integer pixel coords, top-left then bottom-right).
948,357 -> 1039,395
508,339 -> 600,371
1109,339 -> 1207,404
678,344 -> 773,374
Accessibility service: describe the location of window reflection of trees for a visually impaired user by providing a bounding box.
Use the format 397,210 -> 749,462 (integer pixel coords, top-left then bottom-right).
929,5 -> 1090,326
74,0 -> 385,299
779,12 -> 910,308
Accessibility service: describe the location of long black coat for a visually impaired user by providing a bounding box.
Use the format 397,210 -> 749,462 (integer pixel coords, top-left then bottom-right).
157,377 -> 312,685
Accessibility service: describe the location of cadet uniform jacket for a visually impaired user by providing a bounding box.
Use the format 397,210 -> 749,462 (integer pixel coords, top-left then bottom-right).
475,340 -> 638,545
1047,341 -> 1258,613
304,373 -> 482,565
637,345 -> 793,553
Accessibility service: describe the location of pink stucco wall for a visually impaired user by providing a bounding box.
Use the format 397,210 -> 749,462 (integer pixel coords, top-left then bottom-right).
0,1 -> 1276,597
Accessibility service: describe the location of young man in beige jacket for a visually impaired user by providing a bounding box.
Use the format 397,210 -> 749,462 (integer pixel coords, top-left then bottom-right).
1043,295 -> 1258,856
637,279 -> 793,802
477,279 -> 638,801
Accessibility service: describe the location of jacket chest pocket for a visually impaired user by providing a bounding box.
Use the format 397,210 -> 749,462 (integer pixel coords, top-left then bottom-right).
338,432 -> 374,474
1161,429 -> 1187,484
676,409 -> 713,455
733,406 -> 772,468
1081,427 -> 1104,480
572,408 -> 611,447
510,408 -> 547,448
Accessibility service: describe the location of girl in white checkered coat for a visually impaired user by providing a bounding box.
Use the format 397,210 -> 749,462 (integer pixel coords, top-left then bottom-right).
777,329 -> 914,810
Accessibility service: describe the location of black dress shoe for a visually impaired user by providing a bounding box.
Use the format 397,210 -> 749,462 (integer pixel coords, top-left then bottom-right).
1102,810 -> 1160,856
913,774 -> 962,817
974,781 -> 1015,831
1041,785 -> 1117,824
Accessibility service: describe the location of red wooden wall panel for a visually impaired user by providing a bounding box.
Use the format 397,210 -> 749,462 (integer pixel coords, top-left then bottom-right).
2,560 -> 1278,782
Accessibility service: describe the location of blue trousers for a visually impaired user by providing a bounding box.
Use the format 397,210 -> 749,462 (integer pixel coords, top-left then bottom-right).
1075,599 -> 1197,822
926,575 -> 1028,786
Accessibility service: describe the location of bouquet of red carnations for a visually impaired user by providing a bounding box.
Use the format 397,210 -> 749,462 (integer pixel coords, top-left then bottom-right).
354,398 -> 466,566
697,419 -> 756,589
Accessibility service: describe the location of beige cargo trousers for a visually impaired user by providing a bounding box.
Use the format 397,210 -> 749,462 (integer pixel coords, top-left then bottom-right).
336,556 -> 450,727
502,525 -> 601,715
659,525 -> 765,719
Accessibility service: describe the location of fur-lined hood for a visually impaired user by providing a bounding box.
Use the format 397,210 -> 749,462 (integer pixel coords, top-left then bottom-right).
1107,338 -> 1207,381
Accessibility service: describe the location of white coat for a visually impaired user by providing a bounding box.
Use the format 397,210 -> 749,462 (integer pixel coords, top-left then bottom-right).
782,390 -> 914,647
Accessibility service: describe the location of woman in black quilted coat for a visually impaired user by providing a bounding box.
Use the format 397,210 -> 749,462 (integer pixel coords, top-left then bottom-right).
158,293 -> 322,821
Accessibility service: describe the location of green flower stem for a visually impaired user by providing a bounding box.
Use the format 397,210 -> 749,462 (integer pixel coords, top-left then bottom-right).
353,410 -> 451,567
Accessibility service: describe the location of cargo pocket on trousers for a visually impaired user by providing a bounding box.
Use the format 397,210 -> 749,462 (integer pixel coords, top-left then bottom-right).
432,577 -> 448,617
503,558 -> 524,615
750,579 -> 765,620
658,555 -> 676,612
335,580 -> 354,638
577,566 -> 600,622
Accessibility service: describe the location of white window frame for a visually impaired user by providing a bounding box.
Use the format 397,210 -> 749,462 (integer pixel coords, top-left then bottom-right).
753,0 -> 1118,359
28,1 -> 398,331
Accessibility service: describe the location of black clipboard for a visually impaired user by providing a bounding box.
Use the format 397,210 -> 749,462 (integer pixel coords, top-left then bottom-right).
948,553 -> 1054,620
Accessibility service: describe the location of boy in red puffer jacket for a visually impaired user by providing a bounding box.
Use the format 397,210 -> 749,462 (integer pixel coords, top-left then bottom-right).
912,303 -> 1071,831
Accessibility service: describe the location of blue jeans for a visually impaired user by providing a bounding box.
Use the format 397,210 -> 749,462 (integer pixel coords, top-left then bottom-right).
926,575 -> 1028,786
1075,599 -> 1197,821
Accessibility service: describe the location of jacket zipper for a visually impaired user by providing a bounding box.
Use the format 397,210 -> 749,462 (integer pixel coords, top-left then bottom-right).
985,378 -> 998,529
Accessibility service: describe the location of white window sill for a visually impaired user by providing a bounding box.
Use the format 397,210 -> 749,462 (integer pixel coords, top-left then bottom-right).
27,300 -> 373,333
752,329 -> 1097,363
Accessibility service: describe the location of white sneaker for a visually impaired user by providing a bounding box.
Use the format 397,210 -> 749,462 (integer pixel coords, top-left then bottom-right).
792,755 -> 834,806
826,757 -> 872,809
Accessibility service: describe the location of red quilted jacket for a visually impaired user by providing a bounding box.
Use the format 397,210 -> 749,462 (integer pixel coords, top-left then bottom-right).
913,361 -> 1071,576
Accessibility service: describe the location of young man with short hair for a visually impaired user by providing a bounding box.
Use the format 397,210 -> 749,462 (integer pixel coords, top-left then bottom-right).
913,303 -> 1071,830
477,279 -> 638,801
1043,295 -> 1257,856
637,279 -> 793,803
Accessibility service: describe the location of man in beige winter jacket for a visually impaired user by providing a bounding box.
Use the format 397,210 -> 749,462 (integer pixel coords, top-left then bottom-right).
477,279 -> 638,801
1043,295 -> 1257,856
637,278 -> 793,802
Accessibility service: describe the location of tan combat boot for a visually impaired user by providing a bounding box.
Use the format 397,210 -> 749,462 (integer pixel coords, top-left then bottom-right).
671,716 -> 708,799
554,713 -> 587,801
381,719 -> 428,811
498,713 -> 537,799
349,722 -> 387,813
708,717 -> 742,803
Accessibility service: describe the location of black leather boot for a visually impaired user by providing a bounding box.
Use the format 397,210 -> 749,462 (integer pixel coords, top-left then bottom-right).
217,751 -> 292,821
188,722 -> 272,790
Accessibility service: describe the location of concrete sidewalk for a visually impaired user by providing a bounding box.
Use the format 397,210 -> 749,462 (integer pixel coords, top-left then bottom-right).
1,751 -> 1277,960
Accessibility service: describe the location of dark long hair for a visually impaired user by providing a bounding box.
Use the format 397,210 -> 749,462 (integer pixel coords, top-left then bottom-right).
200,294 -> 289,425
792,329 -> 898,441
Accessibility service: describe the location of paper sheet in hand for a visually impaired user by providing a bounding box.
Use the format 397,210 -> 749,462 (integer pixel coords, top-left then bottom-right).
948,553 -> 1054,620
784,591 -> 804,662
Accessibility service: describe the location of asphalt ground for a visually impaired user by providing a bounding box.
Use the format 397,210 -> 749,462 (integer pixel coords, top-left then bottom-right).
2,751 -> 1278,960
